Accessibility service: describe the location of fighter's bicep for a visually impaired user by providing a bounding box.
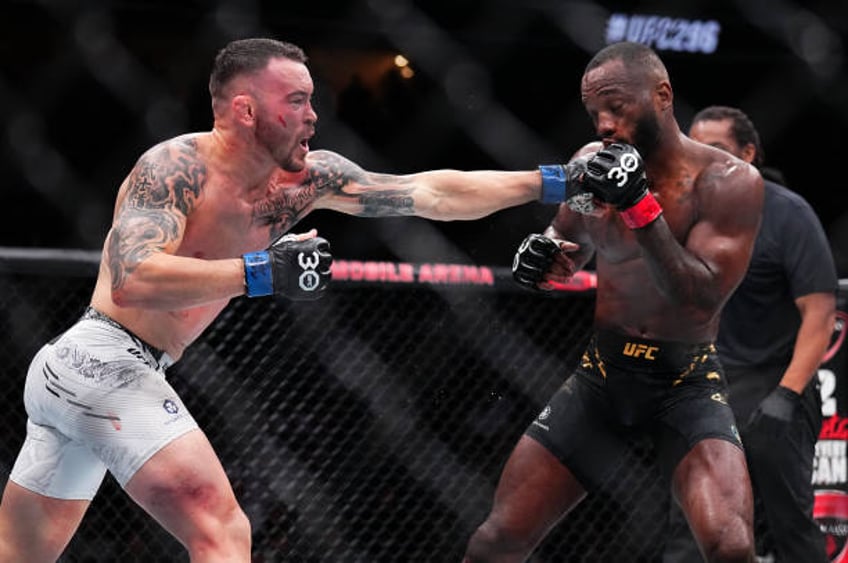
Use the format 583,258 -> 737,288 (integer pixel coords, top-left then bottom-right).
109,207 -> 186,262
685,221 -> 754,299
686,169 -> 764,298
107,144 -> 202,281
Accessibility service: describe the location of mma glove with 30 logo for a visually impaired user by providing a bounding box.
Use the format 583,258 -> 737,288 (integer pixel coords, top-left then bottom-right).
512,233 -> 561,292
584,143 -> 663,229
243,234 -> 333,300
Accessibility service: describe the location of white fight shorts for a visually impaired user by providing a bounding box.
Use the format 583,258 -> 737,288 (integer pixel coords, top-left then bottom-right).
10,307 -> 198,499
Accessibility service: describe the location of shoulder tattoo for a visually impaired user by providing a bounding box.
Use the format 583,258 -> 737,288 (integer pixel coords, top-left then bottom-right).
107,139 -> 207,289
250,151 -> 359,239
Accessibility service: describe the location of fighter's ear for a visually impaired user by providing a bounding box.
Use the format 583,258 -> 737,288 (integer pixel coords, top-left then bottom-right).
655,80 -> 673,110
232,94 -> 256,126
739,142 -> 757,164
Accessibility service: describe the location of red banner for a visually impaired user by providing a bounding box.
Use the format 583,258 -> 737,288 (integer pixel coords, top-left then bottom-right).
330,260 -> 598,292
815,309 -> 848,562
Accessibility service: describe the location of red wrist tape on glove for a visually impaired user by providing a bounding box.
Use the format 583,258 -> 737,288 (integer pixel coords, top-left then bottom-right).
620,191 -> 662,229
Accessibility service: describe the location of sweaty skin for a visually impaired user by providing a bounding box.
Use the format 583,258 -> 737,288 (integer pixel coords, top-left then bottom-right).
463,44 -> 763,563
91,136 -> 543,362
544,62 -> 763,343
0,41 -> 558,563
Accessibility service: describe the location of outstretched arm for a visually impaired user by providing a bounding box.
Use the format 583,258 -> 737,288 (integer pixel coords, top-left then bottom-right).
509,142 -> 601,291
307,149 -> 545,220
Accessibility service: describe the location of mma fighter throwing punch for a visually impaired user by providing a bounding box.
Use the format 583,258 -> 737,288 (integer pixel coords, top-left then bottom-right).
0,37 -> 628,562
464,42 -> 764,562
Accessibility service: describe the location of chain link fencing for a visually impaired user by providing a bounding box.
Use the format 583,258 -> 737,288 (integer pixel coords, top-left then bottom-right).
3,2 -> 848,561
0,251 -> 670,562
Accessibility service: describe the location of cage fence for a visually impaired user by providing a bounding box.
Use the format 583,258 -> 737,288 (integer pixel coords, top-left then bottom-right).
0,250 -> 670,562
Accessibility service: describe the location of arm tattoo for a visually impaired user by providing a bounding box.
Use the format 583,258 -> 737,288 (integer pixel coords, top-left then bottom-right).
108,140 -> 206,289
357,193 -> 416,215
308,150 -> 416,217
251,150 -> 418,242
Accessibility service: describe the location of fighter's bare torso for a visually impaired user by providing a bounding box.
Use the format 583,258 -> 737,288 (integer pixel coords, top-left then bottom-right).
557,137 -> 763,343
89,133 -> 349,359
86,127 -> 543,359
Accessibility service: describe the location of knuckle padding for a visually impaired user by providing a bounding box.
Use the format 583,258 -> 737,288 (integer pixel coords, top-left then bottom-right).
513,235 -> 558,290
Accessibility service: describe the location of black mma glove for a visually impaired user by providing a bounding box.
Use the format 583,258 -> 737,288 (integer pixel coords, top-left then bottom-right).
538,156 -> 596,214
512,233 -> 561,291
583,143 -> 662,229
745,385 -> 800,439
243,234 -> 333,300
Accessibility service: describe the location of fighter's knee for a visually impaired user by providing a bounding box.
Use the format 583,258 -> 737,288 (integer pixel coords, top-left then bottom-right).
701,542 -> 754,563
217,502 -> 251,546
227,504 -> 251,538
0,532 -> 65,563
186,503 -> 251,558
464,519 -> 536,562
699,523 -> 754,563
0,538 -> 16,563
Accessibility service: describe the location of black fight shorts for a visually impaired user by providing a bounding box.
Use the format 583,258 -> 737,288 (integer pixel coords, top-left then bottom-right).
525,329 -> 743,491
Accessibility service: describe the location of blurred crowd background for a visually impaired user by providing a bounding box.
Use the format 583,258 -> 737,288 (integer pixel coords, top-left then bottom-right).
2,0 -> 847,271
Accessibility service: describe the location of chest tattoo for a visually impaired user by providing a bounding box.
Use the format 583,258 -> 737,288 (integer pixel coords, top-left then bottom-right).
251,180 -> 318,241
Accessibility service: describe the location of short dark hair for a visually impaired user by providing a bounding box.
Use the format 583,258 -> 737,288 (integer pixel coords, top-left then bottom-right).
691,105 -> 764,168
208,38 -> 307,101
585,41 -> 666,79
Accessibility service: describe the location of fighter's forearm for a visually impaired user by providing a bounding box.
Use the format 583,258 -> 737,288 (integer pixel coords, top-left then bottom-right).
110,252 -> 246,310
542,221 -> 594,273
633,219 -> 723,311
404,169 -> 543,220
780,294 -> 837,393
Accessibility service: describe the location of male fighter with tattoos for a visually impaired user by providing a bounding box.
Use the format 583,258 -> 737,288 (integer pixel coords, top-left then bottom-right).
0,37 -> 610,562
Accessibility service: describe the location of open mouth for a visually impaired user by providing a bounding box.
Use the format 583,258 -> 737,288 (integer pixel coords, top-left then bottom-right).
299,130 -> 315,152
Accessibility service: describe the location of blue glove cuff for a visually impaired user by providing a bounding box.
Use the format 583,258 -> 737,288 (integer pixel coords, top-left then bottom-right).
539,165 -> 567,204
243,251 -> 273,297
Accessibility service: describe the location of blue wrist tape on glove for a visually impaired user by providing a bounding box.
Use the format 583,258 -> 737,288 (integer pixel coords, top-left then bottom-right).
243,251 -> 273,297
539,165 -> 567,204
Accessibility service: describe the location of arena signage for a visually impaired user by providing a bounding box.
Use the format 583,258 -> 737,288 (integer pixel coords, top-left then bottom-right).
606,13 -> 721,54
815,313 -> 848,562
330,260 -> 598,291
332,260 -> 495,286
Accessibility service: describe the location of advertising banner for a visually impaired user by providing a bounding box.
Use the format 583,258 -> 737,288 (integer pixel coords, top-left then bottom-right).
814,308 -> 848,562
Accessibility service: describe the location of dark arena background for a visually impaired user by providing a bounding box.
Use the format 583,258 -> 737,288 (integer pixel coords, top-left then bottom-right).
2,1 -> 848,561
